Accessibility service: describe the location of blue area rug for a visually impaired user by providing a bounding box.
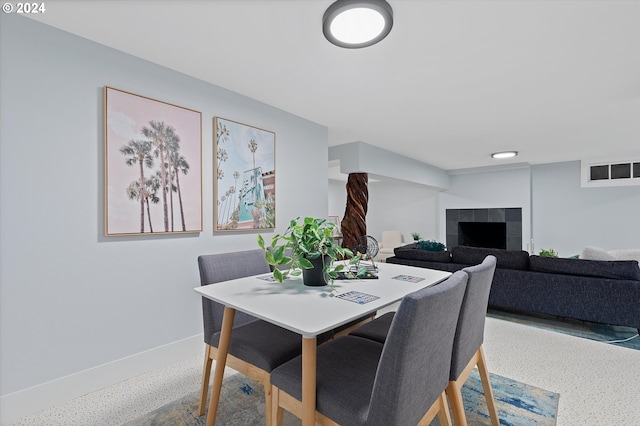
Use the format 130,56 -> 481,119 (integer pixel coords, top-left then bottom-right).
125,369 -> 558,426
488,309 -> 640,350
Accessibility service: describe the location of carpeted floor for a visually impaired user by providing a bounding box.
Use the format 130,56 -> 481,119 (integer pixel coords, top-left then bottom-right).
125,369 -> 558,426
487,309 -> 640,350
122,310 -> 640,426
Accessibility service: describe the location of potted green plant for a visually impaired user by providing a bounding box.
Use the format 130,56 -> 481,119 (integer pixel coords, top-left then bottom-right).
257,217 -> 358,286
539,248 -> 558,258
411,232 -> 421,242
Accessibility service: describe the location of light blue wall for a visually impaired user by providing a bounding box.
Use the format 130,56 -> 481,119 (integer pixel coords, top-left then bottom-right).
329,179 -> 440,245
359,161 -> 639,257
329,142 -> 450,190
439,166 -> 533,250
531,161 -> 640,256
0,13 -> 328,402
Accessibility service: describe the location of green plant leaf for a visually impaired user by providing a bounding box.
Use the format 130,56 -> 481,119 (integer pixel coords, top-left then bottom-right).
273,268 -> 283,283
257,234 -> 265,250
273,245 -> 286,262
298,257 -> 314,269
264,250 -> 276,265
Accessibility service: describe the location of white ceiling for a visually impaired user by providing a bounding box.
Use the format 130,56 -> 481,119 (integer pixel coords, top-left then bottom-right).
27,0 -> 640,171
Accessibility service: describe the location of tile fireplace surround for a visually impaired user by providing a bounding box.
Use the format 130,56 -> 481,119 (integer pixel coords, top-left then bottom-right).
446,208 -> 523,251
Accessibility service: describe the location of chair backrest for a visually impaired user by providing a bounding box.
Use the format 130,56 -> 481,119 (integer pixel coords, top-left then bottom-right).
381,230 -> 403,248
198,249 -> 271,345
450,255 -> 497,380
367,271 -> 468,425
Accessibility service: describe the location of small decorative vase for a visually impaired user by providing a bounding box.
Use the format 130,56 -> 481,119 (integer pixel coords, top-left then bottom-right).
302,255 -> 329,286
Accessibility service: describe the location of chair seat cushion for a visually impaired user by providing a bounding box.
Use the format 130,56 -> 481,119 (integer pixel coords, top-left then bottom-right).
212,320 -> 303,372
271,336 -> 384,426
348,312 -> 394,343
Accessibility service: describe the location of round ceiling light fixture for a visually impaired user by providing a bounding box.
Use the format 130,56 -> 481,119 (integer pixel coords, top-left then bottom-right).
323,0 -> 394,48
491,151 -> 519,159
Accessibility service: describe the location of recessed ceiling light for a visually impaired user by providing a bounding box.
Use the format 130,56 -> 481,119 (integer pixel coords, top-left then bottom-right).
323,0 -> 393,49
491,151 -> 518,159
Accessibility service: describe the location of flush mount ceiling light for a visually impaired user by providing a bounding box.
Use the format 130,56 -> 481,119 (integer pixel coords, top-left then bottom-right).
491,151 -> 519,159
323,0 -> 394,48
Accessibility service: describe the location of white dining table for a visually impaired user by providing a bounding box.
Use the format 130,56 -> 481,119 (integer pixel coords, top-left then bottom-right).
194,261 -> 451,426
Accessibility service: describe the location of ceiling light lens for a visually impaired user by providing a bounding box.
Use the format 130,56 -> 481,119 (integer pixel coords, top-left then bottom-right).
330,8 -> 385,44
491,151 -> 518,159
323,0 -> 393,49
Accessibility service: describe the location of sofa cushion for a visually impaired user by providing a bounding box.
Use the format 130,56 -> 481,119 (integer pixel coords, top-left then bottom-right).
529,255 -> 640,281
393,245 -> 451,263
451,246 -> 529,270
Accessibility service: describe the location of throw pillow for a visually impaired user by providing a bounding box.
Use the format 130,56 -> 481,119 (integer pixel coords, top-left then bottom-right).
607,249 -> 640,263
579,246 -> 614,261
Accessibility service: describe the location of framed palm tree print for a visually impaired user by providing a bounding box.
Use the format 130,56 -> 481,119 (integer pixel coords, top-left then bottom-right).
214,117 -> 275,231
104,87 -> 202,236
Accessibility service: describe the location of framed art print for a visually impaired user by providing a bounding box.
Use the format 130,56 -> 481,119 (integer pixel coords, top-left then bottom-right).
104,86 -> 202,236
214,117 -> 275,231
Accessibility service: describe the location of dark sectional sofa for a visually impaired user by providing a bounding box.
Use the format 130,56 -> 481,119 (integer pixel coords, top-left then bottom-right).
388,244 -> 640,331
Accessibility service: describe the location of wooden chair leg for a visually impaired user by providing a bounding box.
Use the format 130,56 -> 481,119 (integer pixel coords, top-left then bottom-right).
263,376 -> 273,426
446,380 -> 467,426
271,386 -> 284,426
436,391 -> 453,426
477,346 -> 500,426
198,344 -> 213,416
418,391 -> 451,426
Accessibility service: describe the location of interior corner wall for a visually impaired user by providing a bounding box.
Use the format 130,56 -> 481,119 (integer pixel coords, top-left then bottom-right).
328,179 -> 439,245
367,181 -> 439,244
328,179 -> 347,221
0,13 -> 328,420
438,167 -> 532,250
531,161 -> 640,256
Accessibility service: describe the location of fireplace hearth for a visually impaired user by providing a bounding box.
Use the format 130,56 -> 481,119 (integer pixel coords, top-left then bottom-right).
446,208 -> 522,251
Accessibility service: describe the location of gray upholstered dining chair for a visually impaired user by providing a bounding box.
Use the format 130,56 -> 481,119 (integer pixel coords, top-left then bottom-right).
197,249 -> 371,425
270,270 -> 469,426
197,249 -> 304,425
446,255 -> 500,426
349,255 -> 500,426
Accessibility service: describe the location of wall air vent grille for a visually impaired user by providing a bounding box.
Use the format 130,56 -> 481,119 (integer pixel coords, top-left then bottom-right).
581,159 -> 640,188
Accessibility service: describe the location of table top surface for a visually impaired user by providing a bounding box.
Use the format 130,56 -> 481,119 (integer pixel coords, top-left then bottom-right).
194,262 -> 451,338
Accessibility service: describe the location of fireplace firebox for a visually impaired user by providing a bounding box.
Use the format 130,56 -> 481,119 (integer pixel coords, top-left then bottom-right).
446,208 -> 522,251
458,222 -> 506,249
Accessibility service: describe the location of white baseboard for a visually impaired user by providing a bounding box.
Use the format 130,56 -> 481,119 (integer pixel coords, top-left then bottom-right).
0,334 -> 204,425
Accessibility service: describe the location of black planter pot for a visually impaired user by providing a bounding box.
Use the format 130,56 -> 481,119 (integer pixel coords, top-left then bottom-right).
302,255 -> 329,286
